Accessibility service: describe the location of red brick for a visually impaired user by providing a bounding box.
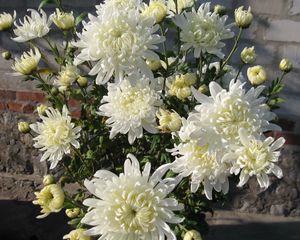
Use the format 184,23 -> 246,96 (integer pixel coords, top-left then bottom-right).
7,101 -> 23,112
273,131 -> 300,146
68,99 -> 81,108
22,103 -> 35,113
0,90 -> 16,100
16,91 -> 45,102
71,111 -> 81,118
0,102 -> 7,110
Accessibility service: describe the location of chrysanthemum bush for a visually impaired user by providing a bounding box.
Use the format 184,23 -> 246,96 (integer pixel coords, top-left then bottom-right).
1,0 -> 293,239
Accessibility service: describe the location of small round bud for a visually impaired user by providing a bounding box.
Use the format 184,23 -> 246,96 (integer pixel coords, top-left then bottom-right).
18,122 -> 30,134
52,9 -> 75,31
146,59 -> 162,71
76,76 -> 88,88
183,230 -> 203,240
235,6 -> 253,29
241,46 -> 256,64
2,51 -> 11,60
198,84 -> 209,94
36,104 -> 48,116
279,58 -> 293,73
51,87 -> 59,96
65,208 -> 81,218
247,65 -> 267,85
214,4 -> 226,16
43,175 -> 55,186
141,0 -> 167,23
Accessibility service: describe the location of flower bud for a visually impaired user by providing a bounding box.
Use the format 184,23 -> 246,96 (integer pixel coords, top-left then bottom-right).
76,76 -> 88,88
247,65 -> 267,85
235,6 -> 253,29
183,230 -> 202,240
214,4 -> 226,16
51,87 -> 59,96
146,59 -> 162,71
0,11 -> 16,31
241,46 -> 256,64
43,175 -> 55,186
33,184 -> 64,218
18,122 -> 30,134
279,58 -> 293,73
2,51 -> 11,60
37,104 -> 48,116
65,208 -> 81,218
52,9 -> 75,31
157,109 -> 182,132
142,0 -> 167,23
198,84 -> 208,94
63,229 -> 91,240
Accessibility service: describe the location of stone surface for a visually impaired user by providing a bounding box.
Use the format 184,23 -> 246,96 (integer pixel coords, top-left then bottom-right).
289,0 -> 300,15
264,20 -> 300,42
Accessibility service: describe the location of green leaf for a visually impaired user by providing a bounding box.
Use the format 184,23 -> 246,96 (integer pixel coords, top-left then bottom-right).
75,12 -> 88,26
38,0 -> 56,10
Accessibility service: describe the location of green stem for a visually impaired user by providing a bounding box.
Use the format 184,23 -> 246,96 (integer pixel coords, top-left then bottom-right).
234,63 -> 244,82
160,24 -> 169,96
221,28 -> 243,69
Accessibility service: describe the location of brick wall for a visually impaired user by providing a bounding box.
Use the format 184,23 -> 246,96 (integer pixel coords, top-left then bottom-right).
0,0 -> 300,216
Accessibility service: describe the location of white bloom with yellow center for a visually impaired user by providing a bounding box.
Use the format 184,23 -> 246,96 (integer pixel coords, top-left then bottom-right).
191,79 -> 280,146
167,0 -> 194,14
0,11 -> 16,31
33,184 -> 64,219
174,3 -> 233,58
82,154 -> 184,240
63,229 -> 91,240
170,141 -> 230,200
223,129 -> 285,189
96,0 -> 141,13
141,0 -> 167,23
54,64 -> 79,92
30,105 -> 81,169
13,9 -> 51,42
51,8 -> 75,31
74,7 -> 164,84
98,78 -> 162,144
12,47 -> 41,75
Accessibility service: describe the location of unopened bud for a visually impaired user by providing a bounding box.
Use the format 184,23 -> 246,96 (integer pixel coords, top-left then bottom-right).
65,208 -> 81,218
18,122 -> 30,134
235,6 -> 253,29
43,175 -> 55,186
76,76 -> 88,88
2,51 -> 11,60
214,4 -> 226,16
279,58 -> 293,73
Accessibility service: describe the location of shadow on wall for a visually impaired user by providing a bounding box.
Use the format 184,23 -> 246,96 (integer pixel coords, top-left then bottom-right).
0,200 -> 70,240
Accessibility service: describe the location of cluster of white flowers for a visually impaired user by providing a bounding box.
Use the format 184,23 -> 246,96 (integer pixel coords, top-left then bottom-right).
170,79 -> 285,199
7,1 -> 288,239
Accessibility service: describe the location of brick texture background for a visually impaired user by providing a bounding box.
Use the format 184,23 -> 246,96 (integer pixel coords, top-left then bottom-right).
0,0 -> 300,217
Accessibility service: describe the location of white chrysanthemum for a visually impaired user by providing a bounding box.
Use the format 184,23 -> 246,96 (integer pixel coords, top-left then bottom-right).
82,154 -> 184,240
53,64 -> 79,92
74,7 -> 164,84
223,129 -> 285,189
12,47 -> 41,76
173,3 -> 233,58
0,11 -> 16,31
170,141 -> 229,200
13,9 -> 51,42
98,78 -> 162,144
30,105 -> 81,169
96,0 -> 141,13
191,79 -> 281,146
